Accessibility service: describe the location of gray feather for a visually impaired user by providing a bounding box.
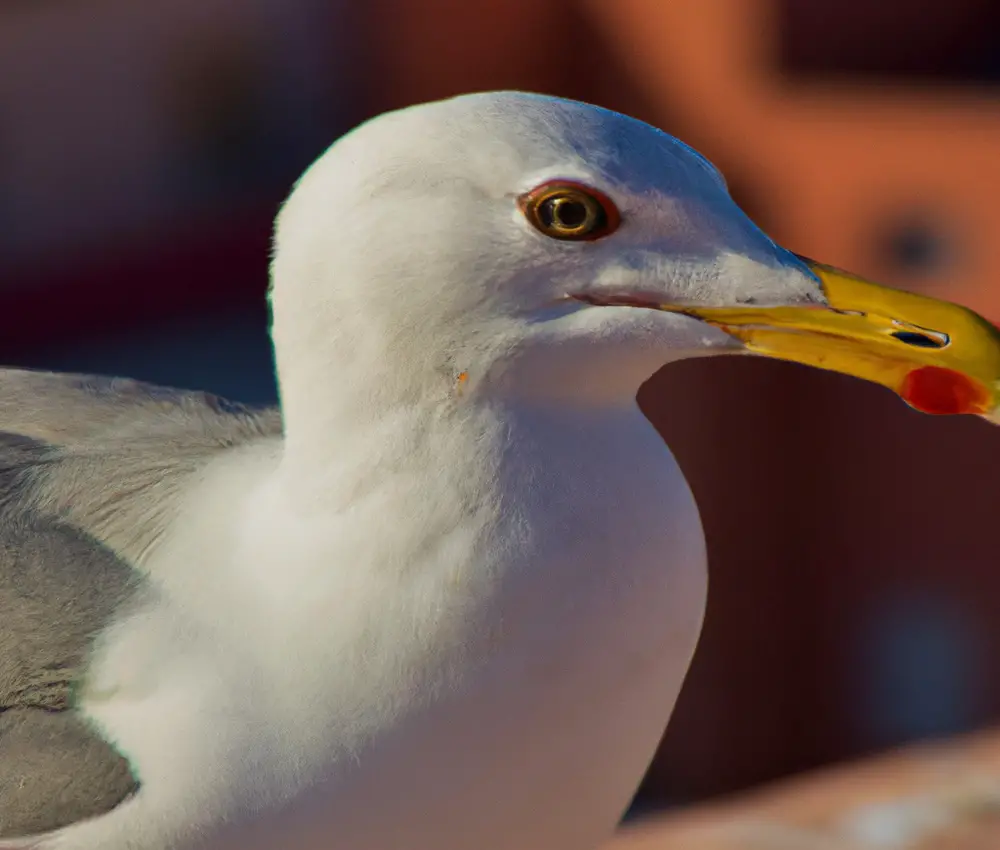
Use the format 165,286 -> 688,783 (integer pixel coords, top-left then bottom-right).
0,369 -> 280,837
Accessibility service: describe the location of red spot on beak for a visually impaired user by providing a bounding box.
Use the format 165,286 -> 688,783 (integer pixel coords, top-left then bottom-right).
900,366 -> 990,415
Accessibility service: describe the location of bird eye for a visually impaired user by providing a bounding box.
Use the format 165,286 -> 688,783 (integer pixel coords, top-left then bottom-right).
519,181 -> 620,241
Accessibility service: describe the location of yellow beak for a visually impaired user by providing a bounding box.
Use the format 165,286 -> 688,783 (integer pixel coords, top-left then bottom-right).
670,258 -> 1000,417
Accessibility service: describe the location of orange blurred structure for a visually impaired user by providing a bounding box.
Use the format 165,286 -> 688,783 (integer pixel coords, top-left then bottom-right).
585,0 -> 1000,318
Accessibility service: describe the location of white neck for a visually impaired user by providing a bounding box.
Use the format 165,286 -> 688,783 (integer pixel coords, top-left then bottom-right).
222,395 -> 708,850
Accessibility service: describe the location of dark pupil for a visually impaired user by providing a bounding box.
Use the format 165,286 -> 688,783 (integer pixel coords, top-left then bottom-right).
543,196 -> 590,230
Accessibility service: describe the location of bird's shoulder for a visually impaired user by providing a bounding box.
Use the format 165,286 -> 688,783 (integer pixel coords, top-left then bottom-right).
0,367 -> 281,839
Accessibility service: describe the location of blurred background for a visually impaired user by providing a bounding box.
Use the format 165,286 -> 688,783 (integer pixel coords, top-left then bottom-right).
5,0 -> 1000,825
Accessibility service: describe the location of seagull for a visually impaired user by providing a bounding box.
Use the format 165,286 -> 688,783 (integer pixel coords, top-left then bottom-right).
3,91 -> 999,850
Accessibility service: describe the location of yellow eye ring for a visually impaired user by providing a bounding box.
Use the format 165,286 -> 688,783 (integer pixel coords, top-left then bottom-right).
519,181 -> 620,241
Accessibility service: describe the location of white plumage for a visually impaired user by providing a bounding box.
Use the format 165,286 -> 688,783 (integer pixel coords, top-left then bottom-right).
3,91 -> 978,850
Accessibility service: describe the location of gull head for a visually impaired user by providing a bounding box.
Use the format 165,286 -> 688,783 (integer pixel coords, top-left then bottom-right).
270,91 -> 1000,415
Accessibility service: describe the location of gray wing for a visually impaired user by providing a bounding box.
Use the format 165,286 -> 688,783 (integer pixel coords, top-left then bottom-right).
0,369 -> 281,838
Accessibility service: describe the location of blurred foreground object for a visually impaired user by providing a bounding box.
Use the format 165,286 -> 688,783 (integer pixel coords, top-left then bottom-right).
610,729 -> 1000,849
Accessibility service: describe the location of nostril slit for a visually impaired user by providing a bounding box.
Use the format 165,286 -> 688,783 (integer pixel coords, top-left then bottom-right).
891,330 -> 948,348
